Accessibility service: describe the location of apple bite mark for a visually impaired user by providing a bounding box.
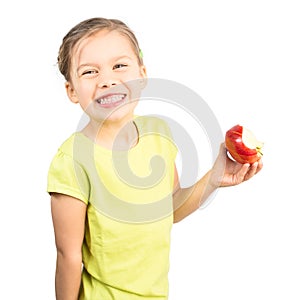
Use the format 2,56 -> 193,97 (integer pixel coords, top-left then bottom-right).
242,127 -> 263,157
225,124 -> 263,164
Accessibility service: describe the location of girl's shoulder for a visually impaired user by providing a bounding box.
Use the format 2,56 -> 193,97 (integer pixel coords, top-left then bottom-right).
56,132 -> 85,158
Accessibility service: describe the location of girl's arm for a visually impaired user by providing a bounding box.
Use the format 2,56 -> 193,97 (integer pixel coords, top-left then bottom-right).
173,143 -> 263,223
51,193 -> 87,300
172,168 -> 216,223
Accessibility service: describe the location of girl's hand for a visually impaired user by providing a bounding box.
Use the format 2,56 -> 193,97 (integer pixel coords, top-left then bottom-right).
210,143 -> 263,188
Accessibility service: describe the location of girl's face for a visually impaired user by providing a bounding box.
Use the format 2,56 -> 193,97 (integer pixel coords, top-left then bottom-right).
66,30 -> 147,124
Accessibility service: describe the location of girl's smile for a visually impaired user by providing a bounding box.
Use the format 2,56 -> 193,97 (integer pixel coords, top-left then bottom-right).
95,92 -> 127,108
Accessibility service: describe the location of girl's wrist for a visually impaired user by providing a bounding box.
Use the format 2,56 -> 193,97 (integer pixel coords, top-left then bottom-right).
206,169 -> 222,190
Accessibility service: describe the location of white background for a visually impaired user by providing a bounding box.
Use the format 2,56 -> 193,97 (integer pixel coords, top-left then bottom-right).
1,0 -> 299,299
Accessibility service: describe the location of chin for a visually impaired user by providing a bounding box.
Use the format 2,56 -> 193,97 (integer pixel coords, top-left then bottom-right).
93,103 -> 137,126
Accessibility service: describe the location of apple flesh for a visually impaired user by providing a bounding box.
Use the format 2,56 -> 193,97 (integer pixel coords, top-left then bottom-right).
225,124 -> 263,164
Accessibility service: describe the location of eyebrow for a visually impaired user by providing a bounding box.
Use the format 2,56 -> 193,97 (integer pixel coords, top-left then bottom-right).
76,55 -> 133,72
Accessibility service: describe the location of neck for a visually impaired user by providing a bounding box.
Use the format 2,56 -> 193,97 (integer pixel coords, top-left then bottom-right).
82,115 -> 138,150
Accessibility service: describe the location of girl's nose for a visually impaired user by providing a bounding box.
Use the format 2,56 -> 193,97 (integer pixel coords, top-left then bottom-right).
98,73 -> 118,89
98,80 -> 118,89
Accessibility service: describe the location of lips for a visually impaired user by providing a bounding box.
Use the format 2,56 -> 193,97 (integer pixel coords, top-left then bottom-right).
95,93 -> 127,108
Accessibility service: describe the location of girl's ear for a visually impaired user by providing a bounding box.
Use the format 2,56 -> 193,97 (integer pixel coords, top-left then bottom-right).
140,65 -> 147,78
65,82 -> 79,104
140,65 -> 148,89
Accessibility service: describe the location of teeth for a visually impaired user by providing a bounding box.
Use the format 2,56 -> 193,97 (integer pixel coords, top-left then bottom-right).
97,94 -> 124,105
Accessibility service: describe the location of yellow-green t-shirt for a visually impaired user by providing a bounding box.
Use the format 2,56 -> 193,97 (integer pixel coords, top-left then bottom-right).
47,116 -> 177,299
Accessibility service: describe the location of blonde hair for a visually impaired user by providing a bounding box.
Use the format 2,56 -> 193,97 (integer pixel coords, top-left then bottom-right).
57,17 -> 143,82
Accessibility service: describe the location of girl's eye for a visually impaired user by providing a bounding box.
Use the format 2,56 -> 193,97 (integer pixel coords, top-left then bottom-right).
113,64 -> 127,70
82,70 -> 98,76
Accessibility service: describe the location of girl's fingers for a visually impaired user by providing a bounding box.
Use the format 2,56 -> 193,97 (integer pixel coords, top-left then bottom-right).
244,162 -> 259,181
237,163 -> 250,182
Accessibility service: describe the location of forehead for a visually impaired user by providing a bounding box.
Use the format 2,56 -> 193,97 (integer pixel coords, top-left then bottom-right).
74,29 -> 136,63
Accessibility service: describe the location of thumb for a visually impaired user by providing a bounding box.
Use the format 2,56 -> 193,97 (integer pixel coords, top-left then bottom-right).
218,142 -> 227,159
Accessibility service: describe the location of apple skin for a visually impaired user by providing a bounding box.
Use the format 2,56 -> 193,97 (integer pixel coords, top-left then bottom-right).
225,124 -> 262,164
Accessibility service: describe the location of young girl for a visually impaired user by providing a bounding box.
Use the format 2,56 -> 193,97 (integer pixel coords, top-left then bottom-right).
47,17 -> 263,300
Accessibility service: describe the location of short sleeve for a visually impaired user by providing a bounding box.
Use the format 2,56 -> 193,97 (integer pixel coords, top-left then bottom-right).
47,149 -> 90,204
163,121 -> 178,162
155,117 -> 178,162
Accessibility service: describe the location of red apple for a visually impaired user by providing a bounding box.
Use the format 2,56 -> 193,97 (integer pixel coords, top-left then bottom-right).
225,124 -> 263,164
